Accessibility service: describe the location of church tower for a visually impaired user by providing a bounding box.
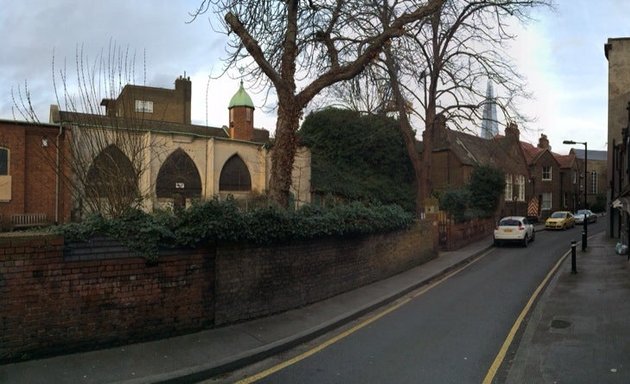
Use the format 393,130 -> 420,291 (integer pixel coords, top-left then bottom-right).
480,79 -> 498,139
228,81 -> 255,141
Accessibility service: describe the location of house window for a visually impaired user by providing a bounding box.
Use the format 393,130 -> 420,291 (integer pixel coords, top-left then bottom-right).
591,171 -> 598,194
572,170 -> 577,184
542,166 -> 552,181
0,148 -> 8,175
515,175 -> 525,202
542,192 -> 552,210
135,100 -> 153,113
505,174 -> 513,200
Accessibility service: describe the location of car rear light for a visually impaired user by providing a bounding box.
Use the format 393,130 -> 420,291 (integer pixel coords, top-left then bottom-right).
518,225 -> 524,230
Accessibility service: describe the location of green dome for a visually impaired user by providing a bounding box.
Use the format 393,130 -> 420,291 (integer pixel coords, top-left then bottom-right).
228,81 -> 255,109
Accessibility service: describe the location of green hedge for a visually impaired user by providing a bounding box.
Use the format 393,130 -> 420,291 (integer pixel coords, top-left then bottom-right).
53,199 -> 415,260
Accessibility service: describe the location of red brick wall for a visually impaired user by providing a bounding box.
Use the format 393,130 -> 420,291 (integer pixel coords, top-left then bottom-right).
214,223 -> 435,325
229,106 -> 254,141
0,234 -> 213,362
0,224 -> 435,362
0,121 -> 72,227
0,122 -> 26,217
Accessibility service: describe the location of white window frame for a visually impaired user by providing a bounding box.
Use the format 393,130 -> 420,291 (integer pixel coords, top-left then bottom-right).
505,174 -> 513,201
515,175 -> 525,202
542,192 -> 552,210
135,100 -> 154,113
542,166 -> 552,181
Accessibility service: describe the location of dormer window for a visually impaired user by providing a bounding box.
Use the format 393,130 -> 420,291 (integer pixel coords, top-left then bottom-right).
135,100 -> 153,113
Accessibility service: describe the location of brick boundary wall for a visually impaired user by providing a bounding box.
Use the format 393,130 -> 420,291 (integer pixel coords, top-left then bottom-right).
214,222 -> 435,325
0,223 -> 435,362
440,217 -> 495,251
0,234 -> 213,362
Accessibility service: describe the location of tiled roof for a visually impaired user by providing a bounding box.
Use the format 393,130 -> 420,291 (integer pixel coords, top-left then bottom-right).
555,153 -> 575,168
519,140 -> 575,168
440,127 -> 528,176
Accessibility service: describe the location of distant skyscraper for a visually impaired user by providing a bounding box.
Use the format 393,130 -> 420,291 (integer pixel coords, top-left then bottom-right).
480,79 -> 498,139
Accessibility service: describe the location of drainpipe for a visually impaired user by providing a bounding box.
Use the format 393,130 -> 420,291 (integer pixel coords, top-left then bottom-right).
55,123 -> 63,224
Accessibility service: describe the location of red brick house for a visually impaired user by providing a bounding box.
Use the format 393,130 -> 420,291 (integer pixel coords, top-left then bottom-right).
0,119 -> 72,228
420,117 -> 531,217
519,134 -> 580,219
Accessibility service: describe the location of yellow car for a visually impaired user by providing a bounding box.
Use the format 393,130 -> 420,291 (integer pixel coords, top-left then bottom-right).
545,211 -> 575,230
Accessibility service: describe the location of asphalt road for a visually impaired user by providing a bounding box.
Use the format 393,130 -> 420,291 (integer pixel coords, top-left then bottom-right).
240,220 -> 606,384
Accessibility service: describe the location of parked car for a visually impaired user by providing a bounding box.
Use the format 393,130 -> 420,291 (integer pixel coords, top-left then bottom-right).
545,211 -> 575,230
493,216 -> 535,247
574,209 -> 597,224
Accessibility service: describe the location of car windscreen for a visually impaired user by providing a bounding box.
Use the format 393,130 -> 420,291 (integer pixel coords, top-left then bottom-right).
499,219 -> 520,226
550,212 -> 565,218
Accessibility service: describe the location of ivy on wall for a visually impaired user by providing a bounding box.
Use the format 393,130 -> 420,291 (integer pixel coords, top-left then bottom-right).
53,198 -> 415,260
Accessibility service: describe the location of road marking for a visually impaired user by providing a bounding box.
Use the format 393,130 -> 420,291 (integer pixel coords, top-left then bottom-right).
236,249 -> 494,384
482,248 -> 571,384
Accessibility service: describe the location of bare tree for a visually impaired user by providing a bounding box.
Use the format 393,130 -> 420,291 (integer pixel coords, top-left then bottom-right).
189,0 -> 445,207
329,0 -> 551,215
13,42 -> 163,218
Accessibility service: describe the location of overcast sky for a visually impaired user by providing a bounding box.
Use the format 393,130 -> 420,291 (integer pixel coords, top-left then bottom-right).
0,0 -> 627,154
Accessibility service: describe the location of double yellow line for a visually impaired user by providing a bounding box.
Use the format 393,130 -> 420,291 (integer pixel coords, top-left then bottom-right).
237,249 -> 493,384
238,246 -> 568,384
482,248 -> 570,383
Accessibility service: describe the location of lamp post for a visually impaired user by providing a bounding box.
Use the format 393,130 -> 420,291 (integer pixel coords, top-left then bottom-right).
563,140 -> 588,250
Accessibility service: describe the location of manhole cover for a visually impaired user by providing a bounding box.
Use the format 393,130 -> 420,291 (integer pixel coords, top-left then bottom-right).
550,319 -> 571,329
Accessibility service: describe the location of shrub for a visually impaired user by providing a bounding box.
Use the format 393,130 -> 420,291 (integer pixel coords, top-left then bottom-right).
52,199 -> 414,260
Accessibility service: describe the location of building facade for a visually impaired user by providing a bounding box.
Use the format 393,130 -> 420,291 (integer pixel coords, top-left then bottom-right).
606,37 -> 630,240
1,76 -> 311,225
0,120 -> 72,227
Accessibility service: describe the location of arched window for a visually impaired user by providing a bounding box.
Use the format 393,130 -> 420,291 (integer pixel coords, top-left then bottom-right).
219,154 -> 251,191
86,145 -> 138,198
156,149 -> 202,198
0,148 -> 8,175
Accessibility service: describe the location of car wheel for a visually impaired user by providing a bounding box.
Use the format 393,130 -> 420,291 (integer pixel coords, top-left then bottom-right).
493,238 -> 500,247
522,235 -> 528,247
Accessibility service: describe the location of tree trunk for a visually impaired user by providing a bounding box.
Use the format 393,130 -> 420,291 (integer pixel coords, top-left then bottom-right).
383,47 -> 425,217
421,108 -> 435,207
269,102 -> 300,207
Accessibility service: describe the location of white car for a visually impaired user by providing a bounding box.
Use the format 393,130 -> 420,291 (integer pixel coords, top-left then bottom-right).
574,209 -> 597,224
493,216 -> 535,247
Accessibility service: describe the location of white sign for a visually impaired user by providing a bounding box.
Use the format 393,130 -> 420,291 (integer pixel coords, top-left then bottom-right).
175,182 -> 185,189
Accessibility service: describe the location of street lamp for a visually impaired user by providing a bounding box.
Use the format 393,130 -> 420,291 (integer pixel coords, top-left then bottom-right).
563,139 -> 588,250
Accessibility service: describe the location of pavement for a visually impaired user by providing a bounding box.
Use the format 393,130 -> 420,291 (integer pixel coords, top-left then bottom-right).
1,224 -> 628,383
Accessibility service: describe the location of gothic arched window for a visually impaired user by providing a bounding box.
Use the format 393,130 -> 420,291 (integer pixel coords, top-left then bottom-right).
219,154 -> 251,191
156,149 -> 202,198
86,145 -> 138,198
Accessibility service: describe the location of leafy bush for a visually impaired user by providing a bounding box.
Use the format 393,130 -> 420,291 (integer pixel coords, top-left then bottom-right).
438,165 -> 505,222
52,199 -> 414,260
439,188 -> 472,222
299,108 -> 415,211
